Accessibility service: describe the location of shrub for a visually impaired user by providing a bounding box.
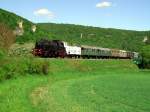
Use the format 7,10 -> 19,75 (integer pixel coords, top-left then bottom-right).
26,58 -> 49,75
0,49 -> 5,59
139,45 -> 150,69
0,68 -> 5,81
0,23 -> 16,50
0,57 -> 50,81
42,61 -> 49,75
0,63 -> 14,81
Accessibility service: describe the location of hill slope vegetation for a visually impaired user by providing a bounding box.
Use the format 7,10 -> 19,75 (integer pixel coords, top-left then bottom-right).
0,8 -> 149,51
38,23 -> 149,51
0,8 -> 50,43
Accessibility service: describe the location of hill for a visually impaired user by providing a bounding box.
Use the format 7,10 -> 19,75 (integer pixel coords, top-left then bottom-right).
0,8 -> 50,43
38,23 -> 149,51
0,8 -> 149,51
0,8 -> 32,30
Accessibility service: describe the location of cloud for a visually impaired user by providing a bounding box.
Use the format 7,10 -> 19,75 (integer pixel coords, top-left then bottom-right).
96,1 -> 112,8
34,8 -> 55,18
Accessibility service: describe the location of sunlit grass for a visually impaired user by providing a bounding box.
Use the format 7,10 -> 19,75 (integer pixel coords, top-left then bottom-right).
0,59 -> 150,112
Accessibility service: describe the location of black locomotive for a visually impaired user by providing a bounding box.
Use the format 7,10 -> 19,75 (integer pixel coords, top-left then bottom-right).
32,39 -> 66,57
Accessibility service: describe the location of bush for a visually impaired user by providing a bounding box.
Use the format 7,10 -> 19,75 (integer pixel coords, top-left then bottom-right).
26,58 -> 49,75
139,45 -> 150,69
0,49 -> 5,59
0,23 -> 16,49
8,43 -> 34,56
0,57 -> 50,82
0,68 -> 5,81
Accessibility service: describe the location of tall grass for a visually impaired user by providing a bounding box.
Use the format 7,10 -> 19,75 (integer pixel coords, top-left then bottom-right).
0,57 -> 138,82
0,58 -> 149,112
0,57 -> 50,81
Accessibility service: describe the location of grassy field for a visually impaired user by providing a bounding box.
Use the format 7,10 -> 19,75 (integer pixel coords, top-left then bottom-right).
0,59 -> 150,112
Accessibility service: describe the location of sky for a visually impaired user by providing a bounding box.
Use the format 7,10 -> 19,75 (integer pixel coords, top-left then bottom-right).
0,0 -> 150,31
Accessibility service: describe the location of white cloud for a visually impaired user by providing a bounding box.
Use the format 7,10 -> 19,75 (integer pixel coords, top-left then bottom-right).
96,1 -> 112,8
34,8 -> 55,18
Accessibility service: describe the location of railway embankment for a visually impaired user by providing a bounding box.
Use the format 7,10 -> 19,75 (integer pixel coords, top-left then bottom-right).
0,57 -> 139,82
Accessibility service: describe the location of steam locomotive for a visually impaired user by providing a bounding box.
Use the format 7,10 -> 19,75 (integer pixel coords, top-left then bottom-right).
32,39 -> 139,59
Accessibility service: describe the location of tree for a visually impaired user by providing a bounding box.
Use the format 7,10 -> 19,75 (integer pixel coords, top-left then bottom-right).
139,45 -> 150,69
0,23 -> 16,50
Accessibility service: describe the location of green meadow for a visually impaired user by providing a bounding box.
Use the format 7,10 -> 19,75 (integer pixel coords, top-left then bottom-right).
0,59 -> 150,112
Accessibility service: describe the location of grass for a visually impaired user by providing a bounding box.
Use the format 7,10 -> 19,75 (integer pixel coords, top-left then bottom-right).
57,74 -> 150,112
0,59 -> 150,112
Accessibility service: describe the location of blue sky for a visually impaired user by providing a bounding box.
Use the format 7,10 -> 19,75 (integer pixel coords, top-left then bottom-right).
0,0 -> 150,31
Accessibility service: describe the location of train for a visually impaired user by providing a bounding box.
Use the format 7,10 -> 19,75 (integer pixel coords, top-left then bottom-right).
32,39 -> 139,59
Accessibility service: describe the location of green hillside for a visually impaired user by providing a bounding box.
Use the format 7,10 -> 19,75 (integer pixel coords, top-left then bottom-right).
0,8 -> 50,43
0,8 -> 32,30
0,8 -> 149,51
38,23 -> 149,51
